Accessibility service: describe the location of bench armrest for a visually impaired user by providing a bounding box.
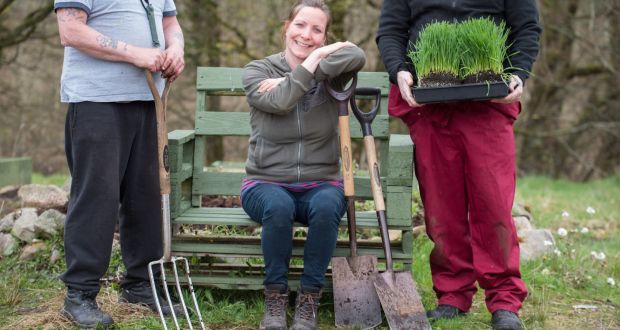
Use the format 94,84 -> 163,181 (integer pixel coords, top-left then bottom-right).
168,130 -> 195,218
386,134 -> 414,187
168,130 -> 195,176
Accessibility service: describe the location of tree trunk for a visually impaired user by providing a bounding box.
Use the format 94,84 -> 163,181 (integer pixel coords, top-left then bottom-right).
516,0 -> 620,180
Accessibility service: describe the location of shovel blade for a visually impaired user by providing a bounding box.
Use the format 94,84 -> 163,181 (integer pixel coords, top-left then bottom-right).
374,271 -> 431,330
332,256 -> 382,329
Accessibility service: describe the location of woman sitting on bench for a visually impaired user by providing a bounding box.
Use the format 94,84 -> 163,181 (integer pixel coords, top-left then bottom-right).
240,0 -> 365,329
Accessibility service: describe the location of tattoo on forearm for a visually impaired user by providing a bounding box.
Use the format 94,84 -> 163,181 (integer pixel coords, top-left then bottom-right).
174,32 -> 185,47
58,8 -> 87,22
96,35 -> 119,49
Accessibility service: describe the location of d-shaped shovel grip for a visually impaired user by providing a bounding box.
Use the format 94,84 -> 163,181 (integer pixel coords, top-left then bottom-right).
324,75 -> 358,116
350,87 -> 381,137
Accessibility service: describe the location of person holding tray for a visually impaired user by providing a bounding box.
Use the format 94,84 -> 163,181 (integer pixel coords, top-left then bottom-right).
376,1 -> 541,330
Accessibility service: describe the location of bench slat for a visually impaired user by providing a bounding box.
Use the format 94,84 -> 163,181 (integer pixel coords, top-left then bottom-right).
172,242 -> 411,260
174,207 -> 411,228
194,111 -> 389,138
197,67 -> 390,96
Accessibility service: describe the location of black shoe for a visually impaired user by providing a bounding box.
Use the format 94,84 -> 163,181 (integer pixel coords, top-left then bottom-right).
119,282 -> 183,316
61,289 -> 114,328
492,310 -> 522,330
426,304 -> 466,321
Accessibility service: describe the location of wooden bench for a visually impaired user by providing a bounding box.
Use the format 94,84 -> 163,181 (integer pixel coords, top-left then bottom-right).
167,67 -> 415,291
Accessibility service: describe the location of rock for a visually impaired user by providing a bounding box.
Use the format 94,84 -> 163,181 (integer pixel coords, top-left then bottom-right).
0,185 -> 19,199
38,209 -> 66,234
34,216 -> 57,239
513,216 -> 533,232
11,208 -> 39,242
61,177 -> 72,194
18,184 -> 68,209
412,225 -> 426,237
0,233 -> 18,256
19,241 -> 46,261
0,212 -> 17,232
519,229 -> 555,261
512,203 -> 533,222
389,229 -> 402,241
50,248 -> 62,264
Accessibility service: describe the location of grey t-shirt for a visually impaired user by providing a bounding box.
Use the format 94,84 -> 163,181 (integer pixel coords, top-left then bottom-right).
54,0 -> 177,103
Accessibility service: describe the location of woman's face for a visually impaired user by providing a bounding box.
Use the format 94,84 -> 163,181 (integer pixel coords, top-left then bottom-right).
284,6 -> 328,65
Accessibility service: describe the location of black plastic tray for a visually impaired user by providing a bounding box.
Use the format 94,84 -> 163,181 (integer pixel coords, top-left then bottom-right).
413,82 -> 509,104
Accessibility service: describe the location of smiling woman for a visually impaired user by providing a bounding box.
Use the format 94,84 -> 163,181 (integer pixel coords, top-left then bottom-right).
240,1 -> 366,329
283,5 -> 328,67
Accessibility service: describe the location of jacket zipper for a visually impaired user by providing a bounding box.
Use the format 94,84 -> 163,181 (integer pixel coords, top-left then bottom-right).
296,104 -> 302,182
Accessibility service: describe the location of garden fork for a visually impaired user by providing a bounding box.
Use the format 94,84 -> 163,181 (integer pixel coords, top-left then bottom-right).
145,70 -> 206,330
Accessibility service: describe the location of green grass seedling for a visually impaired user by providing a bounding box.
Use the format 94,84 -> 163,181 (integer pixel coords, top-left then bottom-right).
409,21 -> 461,82
458,17 -> 510,79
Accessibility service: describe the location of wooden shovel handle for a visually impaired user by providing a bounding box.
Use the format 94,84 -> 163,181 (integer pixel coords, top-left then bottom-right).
364,136 -> 385,211
144,70 -> 171,195
339,115 -> 355,197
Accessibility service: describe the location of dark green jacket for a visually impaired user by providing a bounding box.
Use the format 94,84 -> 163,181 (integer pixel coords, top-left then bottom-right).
242,46 -> 366,182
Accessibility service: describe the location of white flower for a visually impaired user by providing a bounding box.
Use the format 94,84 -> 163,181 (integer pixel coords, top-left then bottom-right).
541,268 -> 550,275
608,278 -> 616,286
581,227 -> 589,234
557,228 -> 568,237
561,211 -> 570,218
586,206 -> 596,214
554,249 -> 561,256
590,251 -> 606,260
543,240 -> 554,246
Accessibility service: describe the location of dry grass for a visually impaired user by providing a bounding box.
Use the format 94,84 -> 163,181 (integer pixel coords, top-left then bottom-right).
5,287 -> 153,329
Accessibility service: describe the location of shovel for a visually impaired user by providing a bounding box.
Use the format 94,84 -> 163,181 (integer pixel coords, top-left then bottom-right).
324,77 -> 382,329
350,88 -> 431,330
145,70 -> 206,330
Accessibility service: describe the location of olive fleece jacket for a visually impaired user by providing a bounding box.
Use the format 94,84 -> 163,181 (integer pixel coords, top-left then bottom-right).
376,0 -> 542,84
242,46 -> 366,182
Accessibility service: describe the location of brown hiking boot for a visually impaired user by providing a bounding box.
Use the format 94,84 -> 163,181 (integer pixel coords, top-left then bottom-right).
291,287 -> 321,330
260,285 -> 289,330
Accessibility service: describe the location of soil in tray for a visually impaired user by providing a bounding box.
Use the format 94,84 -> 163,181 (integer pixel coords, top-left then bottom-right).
462,71 -> 503,84
418,72 -> 460,88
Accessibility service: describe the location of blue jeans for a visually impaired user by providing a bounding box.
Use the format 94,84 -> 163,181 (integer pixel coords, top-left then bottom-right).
241,183 -> 346,289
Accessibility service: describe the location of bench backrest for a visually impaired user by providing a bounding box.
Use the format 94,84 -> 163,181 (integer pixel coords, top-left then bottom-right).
191,67 -> 390,204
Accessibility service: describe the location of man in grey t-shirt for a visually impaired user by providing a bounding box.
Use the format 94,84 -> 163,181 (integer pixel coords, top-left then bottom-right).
54,0 -> 184,327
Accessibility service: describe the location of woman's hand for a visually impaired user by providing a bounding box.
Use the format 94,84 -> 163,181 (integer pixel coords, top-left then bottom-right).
257,77 -> 286,93
314,41 -> 355,59
492,75 -> 523,104
301,41 -> 356,73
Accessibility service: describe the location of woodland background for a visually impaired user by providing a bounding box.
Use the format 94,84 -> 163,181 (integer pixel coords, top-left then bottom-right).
0,0 -> 618,181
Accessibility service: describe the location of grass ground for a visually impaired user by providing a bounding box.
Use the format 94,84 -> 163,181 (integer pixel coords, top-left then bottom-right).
1,176 -> 618,329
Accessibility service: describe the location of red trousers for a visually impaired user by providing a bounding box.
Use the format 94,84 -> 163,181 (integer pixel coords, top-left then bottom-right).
389,85 -> 527,313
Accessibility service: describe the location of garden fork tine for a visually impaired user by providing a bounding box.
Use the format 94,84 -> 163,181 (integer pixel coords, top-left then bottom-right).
145,70 -> 206,330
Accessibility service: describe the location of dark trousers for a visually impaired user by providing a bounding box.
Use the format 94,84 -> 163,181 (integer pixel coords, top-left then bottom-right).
61,101 -> 162,292
388,85 -> 527,313
241,183 -> 346,289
